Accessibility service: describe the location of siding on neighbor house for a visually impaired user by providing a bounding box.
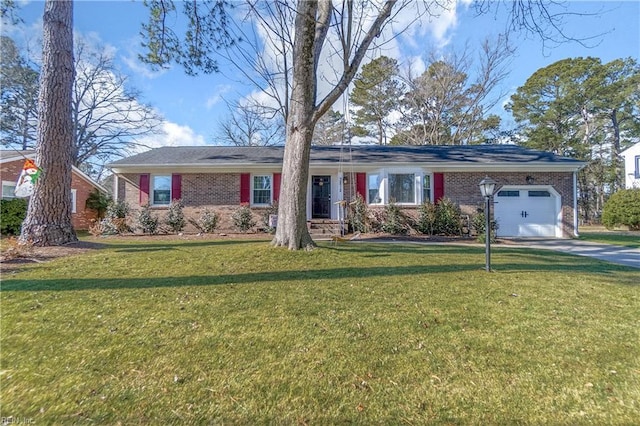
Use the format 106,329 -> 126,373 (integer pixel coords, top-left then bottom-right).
1,158 -> 101,230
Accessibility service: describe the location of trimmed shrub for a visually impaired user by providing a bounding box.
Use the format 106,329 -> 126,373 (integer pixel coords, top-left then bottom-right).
188,209 -> 219,234
434,197 -> 462,236
381,202 -> 408,235
0,198 -> 28,236
138,203 -> 159,234
602,188 -> 640,230
232,205 -> 256,233
472,211 -> 499,243
348,193 -> 368,233
85,189 -> 111,219
165,199 -> 186,233
99,199 -> 131,234
416,201 -> 437,235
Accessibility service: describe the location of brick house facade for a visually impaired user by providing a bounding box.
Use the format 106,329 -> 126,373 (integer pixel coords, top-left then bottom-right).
1,151 -> 107,231
110,145 -> 585,238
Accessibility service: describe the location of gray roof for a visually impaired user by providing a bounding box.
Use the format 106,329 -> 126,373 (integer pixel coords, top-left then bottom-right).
109,144 -> 584,169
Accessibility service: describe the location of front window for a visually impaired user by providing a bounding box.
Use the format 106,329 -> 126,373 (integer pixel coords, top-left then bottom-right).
388,173 -> 415,203
2,181 -> 16,199
71,189 -> 77,213
152,175 -> 171,205
423,175 -> 431,203
253,175 -> 272,205
368,174 -> 382,204
635,155 -> 640,179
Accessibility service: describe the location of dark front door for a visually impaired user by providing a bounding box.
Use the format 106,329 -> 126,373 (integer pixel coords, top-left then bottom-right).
312,176 -> 331,219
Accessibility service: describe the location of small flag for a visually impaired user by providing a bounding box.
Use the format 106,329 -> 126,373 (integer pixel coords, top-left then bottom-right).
14,158 -> 42,198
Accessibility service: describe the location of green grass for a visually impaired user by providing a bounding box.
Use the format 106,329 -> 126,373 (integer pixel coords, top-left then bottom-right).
579,231 -> 640,248
1,237 -> 639,424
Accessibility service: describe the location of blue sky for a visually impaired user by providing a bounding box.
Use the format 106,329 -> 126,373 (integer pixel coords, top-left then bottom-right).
6,0 -> 640,148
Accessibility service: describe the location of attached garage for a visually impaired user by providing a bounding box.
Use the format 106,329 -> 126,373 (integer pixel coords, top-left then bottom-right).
494,186 -> 561,238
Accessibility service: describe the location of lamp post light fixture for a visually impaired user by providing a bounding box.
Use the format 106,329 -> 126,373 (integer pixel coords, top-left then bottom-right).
479,176 -> 497,272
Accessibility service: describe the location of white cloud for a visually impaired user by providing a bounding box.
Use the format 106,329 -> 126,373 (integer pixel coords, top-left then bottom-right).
205,85 -> 233,109
121,40 -> 168,80
137,122 -> 207,151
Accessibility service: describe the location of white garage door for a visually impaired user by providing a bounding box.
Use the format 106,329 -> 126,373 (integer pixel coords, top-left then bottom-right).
494,187 -> 559,237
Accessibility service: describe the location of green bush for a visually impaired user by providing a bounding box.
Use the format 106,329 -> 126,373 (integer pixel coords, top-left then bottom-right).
602,188 -> 640,231
232,205 -> 256,233
0,198 -> 28,236
188,209 -> 219,234
85,189 -> 112,219
138,204 -> 159,234
434,197 -> 462,236
472,211 -> 499,243
165,199 -> 186,233
347,194 -> 368,233
381,202 -> 408,235
416,202 -> 437,235
98,199 -> 131,234
107,199 -> 130,219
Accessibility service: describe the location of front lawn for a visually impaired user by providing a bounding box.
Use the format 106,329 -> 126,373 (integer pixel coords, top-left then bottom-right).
579,231 -> 640,248
1,238 -> 638,424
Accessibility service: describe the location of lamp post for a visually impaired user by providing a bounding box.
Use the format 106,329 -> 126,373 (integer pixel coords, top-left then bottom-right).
479,176 -> 496,272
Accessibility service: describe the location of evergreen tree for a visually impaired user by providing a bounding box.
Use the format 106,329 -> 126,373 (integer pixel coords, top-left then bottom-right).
506,57 -> 640,221
349,56 -> 403,145
20,0 -> 77,246
0,36 -> 39,150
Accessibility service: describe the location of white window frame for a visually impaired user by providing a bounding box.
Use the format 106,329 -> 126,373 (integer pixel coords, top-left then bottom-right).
635,155 -> 640,179
368,173 -> 383,205
151,175 -> 172,206
367,169 -> 432,205
71,189 -> 77,213
251,174 -> 273,206
2,180 -> 16,199
423,174 -> 432,203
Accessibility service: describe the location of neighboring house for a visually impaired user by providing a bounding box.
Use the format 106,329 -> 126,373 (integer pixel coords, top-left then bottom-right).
1,150 -> 108,231
621,142 -> 640,189
109,144 -> 585,238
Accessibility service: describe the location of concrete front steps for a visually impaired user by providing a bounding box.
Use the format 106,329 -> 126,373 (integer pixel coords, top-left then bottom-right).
308,219 -> 344,240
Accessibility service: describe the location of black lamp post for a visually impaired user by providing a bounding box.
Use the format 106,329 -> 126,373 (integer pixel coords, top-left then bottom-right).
479,176 -> 496,272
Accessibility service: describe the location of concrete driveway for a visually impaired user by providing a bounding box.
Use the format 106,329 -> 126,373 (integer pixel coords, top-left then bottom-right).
507,239 -> 640,269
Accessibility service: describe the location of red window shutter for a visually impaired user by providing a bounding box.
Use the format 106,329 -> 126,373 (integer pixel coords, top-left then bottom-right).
171,174 -> 182,201
356,172 -> 367,201
139,174 -> 150,205
273,173 -> 281,202
434,173 -> 444,202
240,173 -> 251,204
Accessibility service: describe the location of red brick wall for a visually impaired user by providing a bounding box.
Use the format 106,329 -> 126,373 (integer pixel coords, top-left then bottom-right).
444,171 -> 575,237
1,158 -> 101,230
117,173 -> 261,232
114,170 -> 576,236
119,172 -> 243,208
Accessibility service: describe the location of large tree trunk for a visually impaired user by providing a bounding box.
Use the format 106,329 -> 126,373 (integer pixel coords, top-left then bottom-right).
272,1 -> 318,250
20,0 -> 77,247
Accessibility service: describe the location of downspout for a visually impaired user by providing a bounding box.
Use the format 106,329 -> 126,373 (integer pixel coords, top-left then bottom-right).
573,171 -> 579,238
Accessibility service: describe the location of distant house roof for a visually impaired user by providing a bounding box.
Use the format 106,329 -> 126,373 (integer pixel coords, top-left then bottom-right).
0,150 -> 108,192
109,144 -> 585,172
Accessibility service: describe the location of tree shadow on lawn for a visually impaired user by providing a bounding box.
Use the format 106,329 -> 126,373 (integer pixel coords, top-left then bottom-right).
105,239 -> 270,252
2,255 -> 636,291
